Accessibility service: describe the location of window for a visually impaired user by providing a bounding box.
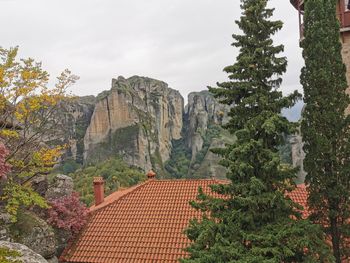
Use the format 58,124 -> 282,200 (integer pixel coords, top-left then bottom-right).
346,0 -> 350,10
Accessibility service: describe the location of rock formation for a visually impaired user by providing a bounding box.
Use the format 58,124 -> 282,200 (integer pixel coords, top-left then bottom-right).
165,91 -> 232,179
56,96 -> 96,164
0,174 -> 75,261
83,76 -> 183,175
290,131 -> 306,184
45,174 -> 74,201
13,211 -> 56,259
0,241 -> 48,263
53,76 -> 234,178
185,91 -> 230,161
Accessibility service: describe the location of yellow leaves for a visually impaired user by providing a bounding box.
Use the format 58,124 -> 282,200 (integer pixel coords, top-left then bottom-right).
21,70 -> 38,81
32,146 -> 65,168
0,67 -> 4,83
0,47 -> 78,222
0,94 -> 6,111
0,129 -> 19,139
217,111 -> 225,117
8,159 -> 25,170
14,92 -> 64,122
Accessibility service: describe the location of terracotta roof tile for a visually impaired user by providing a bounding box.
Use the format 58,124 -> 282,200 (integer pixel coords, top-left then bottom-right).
287,184 -> 310,218
60,180 -> 309,263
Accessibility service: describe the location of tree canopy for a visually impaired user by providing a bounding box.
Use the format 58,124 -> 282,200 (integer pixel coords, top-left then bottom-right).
0,46 -> 78,221
301,0 -> 350,261
182,0 -> 333,262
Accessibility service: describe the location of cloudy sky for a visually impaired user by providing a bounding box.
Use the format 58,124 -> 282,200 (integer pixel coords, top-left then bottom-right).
0,0 -> 303,102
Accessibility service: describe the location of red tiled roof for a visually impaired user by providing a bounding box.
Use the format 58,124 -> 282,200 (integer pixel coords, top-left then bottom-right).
60,180 -> 308,263
287,184 -> 310,218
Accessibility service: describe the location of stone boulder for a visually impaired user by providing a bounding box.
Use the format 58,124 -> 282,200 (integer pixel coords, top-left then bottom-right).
45,174 -> 74,200
0,241 -> 48,263
0,213 -> 12,242
11,211 -> 56,259
47,256 -> 59,263
31,176 -> 49,197
54,229 -> 72,257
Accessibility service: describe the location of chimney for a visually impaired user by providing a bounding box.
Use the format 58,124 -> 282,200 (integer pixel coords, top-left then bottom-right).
147,170 -> 156,180
93,177 -> 104,206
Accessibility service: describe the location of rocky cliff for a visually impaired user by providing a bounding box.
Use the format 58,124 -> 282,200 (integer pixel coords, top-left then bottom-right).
165,91 -> 232,179
57,76 -> 299,180
55,77 -> 233,179
83,76 -> 183,175
184,91 -> 232,178
49,96 -> 95,164
185,91 -> 230,162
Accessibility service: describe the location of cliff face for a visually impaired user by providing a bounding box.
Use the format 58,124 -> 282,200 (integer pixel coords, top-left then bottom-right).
185,91 -> 230,161
165,91 -> 232,179
48,96 -> 95,164
57,77 -> 232,179
83,76 -> 183,175
290,133 -> 306,184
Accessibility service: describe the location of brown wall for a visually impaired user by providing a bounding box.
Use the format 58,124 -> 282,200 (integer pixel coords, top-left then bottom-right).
341,31 -> 350,114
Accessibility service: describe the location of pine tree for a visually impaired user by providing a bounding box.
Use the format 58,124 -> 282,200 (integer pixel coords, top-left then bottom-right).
301,0 -> 350,262
181,0 -> 333,262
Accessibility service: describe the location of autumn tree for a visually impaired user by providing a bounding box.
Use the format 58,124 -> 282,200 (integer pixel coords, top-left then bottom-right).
0,143 -> 11,180
300,0 -> 350,262
47,192 -> 88,235
0,46 -> 78,221
182,0 -> 333,262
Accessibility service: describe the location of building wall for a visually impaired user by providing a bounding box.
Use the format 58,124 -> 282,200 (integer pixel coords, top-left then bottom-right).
341,31 -> 350,114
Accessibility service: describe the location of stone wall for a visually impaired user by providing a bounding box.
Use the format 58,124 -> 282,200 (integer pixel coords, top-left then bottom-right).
340,31 -> 350,114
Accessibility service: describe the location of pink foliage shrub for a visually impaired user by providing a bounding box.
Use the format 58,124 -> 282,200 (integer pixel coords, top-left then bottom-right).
47,192 -> 88,234
0,143 -> 11,179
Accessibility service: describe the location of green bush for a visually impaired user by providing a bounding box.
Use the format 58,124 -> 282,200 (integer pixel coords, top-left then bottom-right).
60,159 -> 82,174
68,157 -> 146,206
165,138 -> 191,178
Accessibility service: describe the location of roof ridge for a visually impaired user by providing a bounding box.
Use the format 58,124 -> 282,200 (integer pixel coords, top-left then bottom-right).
89,178 -> 226,213
150,178 -> 228,182
89,180 -> 150,213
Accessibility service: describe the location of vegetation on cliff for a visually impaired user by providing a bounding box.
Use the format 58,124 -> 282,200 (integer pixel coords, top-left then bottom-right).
165,124 -> 227,179
182,0 -> 332,261
68,157 -> 146,205
166,118 -> 291,179
165,137 -> 192,178
301,0 -> 350,261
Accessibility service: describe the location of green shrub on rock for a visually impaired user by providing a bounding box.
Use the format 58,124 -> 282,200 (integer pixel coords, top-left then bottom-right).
68,157 -> 146,206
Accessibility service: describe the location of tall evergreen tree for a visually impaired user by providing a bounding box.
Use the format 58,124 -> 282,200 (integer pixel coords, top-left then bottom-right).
301,0 -> 350,262
182,0 -> 333,262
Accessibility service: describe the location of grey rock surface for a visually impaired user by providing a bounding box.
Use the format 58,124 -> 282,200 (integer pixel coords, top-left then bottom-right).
31,176 -> 48,197
0,213 -> 12,242
54,229 -> 72,257
0,241 -> 48,263
184,90 -> 232,178
83,76 -> 184,175
12,212 -> 56,259
290,133 -> 306,184
185,91 -> 231,161
49,96 -> 95,164
47,256 -> 59,263
45,174 -> 74,200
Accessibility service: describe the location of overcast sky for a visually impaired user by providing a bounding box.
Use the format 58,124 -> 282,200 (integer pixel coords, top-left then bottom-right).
0,0 -> 303,102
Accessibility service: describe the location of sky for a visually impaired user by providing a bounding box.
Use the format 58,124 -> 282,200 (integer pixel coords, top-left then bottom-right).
0,0 -> 303,103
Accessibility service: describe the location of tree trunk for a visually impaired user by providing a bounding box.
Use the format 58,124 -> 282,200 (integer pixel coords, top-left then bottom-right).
330,214 -> 341,263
